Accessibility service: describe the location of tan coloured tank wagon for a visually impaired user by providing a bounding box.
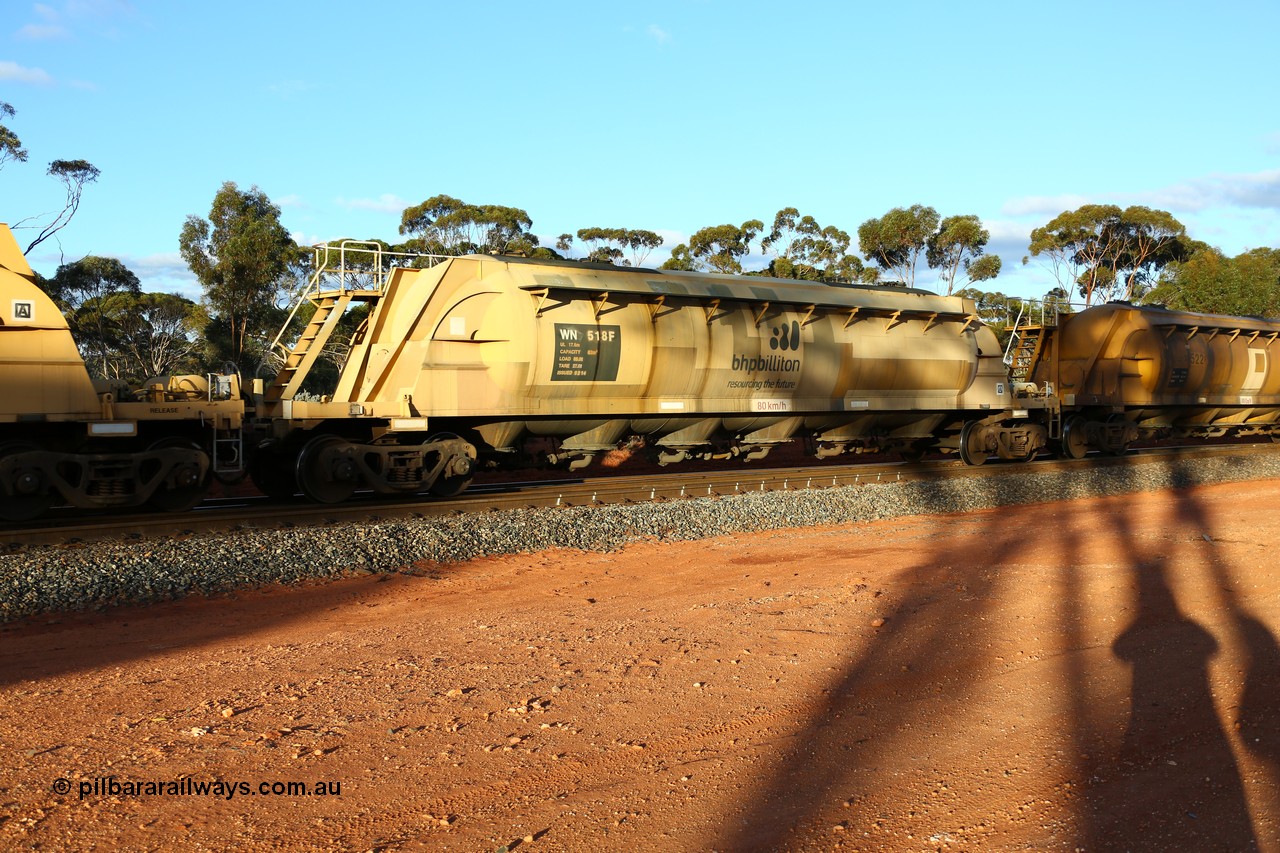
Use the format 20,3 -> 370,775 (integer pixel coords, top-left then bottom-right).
254,244 -> 1053,502
1018,302 -> 1280,458
0,223 -> 244,520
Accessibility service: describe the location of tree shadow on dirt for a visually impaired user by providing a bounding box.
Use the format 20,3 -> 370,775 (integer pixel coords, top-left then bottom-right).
714,472 -> 1034,850
719,458 -> 1279,850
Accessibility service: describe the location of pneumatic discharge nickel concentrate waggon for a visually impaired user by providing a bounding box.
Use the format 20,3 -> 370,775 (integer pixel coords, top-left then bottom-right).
2,223 -> 1279,522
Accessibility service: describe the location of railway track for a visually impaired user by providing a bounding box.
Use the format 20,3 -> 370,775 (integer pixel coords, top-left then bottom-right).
3,443 -> 1271,549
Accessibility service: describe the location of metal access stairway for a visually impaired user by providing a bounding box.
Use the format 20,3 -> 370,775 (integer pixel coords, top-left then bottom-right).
1006,325 -> 1047,382
264,292 -> 357,402
262,240 -> 449,404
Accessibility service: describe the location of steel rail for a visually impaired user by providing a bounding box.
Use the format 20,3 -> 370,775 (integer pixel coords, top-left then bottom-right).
2,443 -> 1273,548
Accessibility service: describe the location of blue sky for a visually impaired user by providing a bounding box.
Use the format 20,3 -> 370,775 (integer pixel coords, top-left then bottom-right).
4,0 -> 1278,301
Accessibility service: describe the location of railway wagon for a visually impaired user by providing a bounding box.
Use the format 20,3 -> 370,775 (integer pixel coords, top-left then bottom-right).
0,223 -> 244,521
252,246 -> 1052,502
1017,302 -> 1280,458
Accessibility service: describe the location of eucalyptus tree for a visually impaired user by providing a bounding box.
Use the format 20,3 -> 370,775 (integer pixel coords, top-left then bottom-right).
179,182 -> 301,367
1144,246 -> 1280,317
927,214 -> 1001,295
660,243 -> 697,271
47,256 -> 141,377
399,195 -> 539,256
1109,206 -> 1193,299
575,227 -> 664,266
761,207 -> 865,283
102,291 -> 208,380
3,100 -> 101,255
663,220 -> 764,275
1024,204 -> 1123,305
1025,204 -> 1190,304
0,101 -> 27,170
857,205 -> 940,288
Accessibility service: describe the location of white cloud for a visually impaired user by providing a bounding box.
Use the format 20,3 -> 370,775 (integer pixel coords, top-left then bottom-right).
1002,169 -> 1280,220
275,194 -> 306,209
647,24 -> 671,45
16,2 -> 138,44
1139,169 -> 1280,212
115,251 -> 201,297
16,23 -> 68,39
336,194 -> 410,214
1000,194 -> 1090,217
0,60 -> 55,85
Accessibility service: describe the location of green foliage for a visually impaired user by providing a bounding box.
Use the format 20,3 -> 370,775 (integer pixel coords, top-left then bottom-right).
574,227 -> 664,267
761,207 -> 864,283
1144,246 -> 1280,317
35,260 -> 205,381
1025,204 -> 1191,304
399,194 -> 539,256
660,244 -> 697,271
47,256 -> 141,378
102,291 -> 208,380
179,182 -> 300,368
0,101 -> 27,170
858,205 -> 940,288
23,159 -> 101,255
927,214 -> 999,295
677,220 -> 764,275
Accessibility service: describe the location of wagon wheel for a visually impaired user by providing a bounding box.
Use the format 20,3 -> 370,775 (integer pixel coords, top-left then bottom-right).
1102,413 -> 1133,457
428,473 -> 473,498
0,441 -> 54,522
427,433 -> 474,497
897,443 -> 927,464
296,434 -> 357,504
146,438 -> 210,513
1061,416 -> 1089,460
957,422 -> 988,467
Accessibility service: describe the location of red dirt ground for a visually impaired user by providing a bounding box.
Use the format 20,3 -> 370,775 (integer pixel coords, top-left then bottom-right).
2,478 -> 1278,851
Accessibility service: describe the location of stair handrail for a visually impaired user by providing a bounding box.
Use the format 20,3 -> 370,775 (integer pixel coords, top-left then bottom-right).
1003,301 -> 1028,366
269,241 -> 453,359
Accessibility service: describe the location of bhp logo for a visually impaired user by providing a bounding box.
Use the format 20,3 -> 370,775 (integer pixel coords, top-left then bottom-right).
770,320 -> 801,352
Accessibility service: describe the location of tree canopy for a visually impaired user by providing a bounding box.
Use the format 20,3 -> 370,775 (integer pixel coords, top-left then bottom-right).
761,208 -> 867,283
574,227 -> 664,267
399,195 -> 539,256
0,101 -> 27,170
1144,247 -> 1280,317
1025,204 -> 1192,304
927,214 -> 1001,295
43,255 -> 140,377
857,205 -> 941,287
663,220 -> 765,275
179,182 -> 301,368
2,101 -> 100,255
